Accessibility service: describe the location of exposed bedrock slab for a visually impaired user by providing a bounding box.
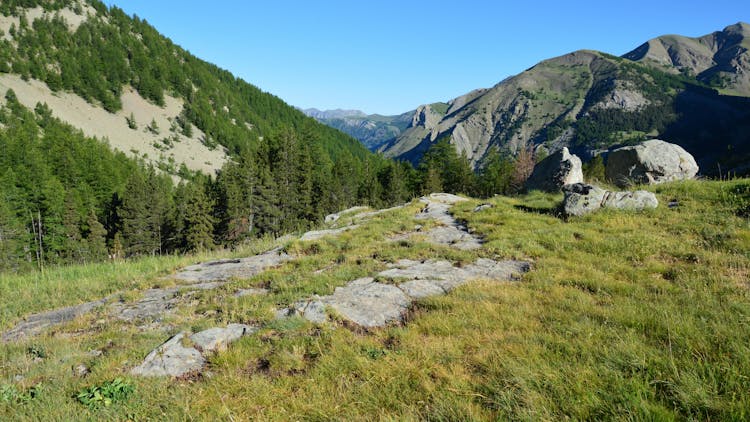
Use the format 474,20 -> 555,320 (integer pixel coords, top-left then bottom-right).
292,258 -> 530,328
189,323 -> 257,353
416,193 -> 483,249
2,297 -> 112,342
172,247 -> 291,282
300,225 -> 360,241
294,278 -> 411,328
131,324 -> 256,377
130,332 -> 205,377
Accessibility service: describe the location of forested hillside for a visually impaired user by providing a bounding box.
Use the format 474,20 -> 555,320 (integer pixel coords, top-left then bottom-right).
0,0 -> 415,272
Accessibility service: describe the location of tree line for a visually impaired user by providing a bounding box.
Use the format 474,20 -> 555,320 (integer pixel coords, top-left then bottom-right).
0,93 -> 416,273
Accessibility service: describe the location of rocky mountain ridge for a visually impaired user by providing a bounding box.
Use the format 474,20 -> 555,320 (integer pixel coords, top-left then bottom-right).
317,23 -> 750,176
303,108 -> 413,151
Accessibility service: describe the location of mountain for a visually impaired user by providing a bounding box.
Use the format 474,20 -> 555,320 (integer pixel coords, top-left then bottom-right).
303,108 -> 413,151
624,22 -> 750,96
0,0 -> 380,176
0,0 -> 412,270
376,23 -> 750,175
303,108 -> 366,119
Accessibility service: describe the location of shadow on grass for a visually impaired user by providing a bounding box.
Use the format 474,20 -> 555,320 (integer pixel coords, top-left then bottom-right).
513,204 -> 564,218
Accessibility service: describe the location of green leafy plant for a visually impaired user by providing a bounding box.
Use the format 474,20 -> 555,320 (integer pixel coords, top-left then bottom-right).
1,384 -> 39,403
76,378 -> 134,408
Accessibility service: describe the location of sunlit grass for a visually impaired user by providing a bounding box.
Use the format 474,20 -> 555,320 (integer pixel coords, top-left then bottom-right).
1,179 -> 749,420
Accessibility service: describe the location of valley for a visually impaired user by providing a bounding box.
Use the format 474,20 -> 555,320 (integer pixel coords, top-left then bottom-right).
0,1 -> 748,420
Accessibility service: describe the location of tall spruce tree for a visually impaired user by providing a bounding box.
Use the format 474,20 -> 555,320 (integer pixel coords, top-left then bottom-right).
181,180 -> 216,252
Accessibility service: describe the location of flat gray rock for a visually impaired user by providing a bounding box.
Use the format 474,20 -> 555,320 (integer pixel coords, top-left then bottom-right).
296,278 -> 411,328
295,258 -> 530,328
398,280 -> 447,298
111,287 -> 182,322
189,323 -> 257,353
416,194 -> 483,249
325,206 -> 368,224
424,226 -> 483,250
2,297 -> 112,342
173,248 -> 291,282
132,323 -> 257,377
130,333 -> 205,377
300,225 -> 359,241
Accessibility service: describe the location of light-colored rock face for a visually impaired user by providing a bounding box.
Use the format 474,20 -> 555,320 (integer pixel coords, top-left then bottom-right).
605,139 -> 699,187
382,51 -> 605,168
562,183 -> 658,216
525,147 -> 583,192
593,82 -> 649,111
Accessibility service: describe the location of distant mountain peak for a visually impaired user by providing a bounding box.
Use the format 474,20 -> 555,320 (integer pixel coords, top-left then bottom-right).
302,108 -> 367,119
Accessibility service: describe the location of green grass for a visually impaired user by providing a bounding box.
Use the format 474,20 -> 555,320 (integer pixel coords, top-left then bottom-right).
1,179 -> 749,420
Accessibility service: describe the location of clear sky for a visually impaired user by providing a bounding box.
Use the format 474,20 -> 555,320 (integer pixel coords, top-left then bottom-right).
103,1 -> 748,115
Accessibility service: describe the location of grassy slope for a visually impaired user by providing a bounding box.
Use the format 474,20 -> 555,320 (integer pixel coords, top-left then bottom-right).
1,179 -> 749,420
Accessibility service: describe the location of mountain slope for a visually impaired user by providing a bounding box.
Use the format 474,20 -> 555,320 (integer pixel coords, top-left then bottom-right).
0,0 -> 413,271
624,22 -> 750,96
303,108 -> 413,151
378,23 -> 750,175
0,0 -> 377,175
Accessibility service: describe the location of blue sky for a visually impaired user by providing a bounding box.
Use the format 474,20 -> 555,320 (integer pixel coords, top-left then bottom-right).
104,1 -> 748,115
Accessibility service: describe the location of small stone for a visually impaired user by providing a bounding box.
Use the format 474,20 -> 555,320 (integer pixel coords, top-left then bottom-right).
88,349 -> 103,357
562,183 -> 607,216
273,307 -> 293,320
13,374 -> 24,382
473,204 -> 493,212
74,364 -> 90,377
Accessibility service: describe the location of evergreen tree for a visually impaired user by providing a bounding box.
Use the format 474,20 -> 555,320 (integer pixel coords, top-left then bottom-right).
583,155 -> 607,183
182,180 -> 216,252
479,148 -> 515,196
0,191 -> 27,272
84,209 -> 108,262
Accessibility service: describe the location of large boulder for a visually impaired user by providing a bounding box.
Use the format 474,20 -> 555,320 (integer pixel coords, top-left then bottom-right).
605,140 -> 698,187
525,147 -> 584,192
563,183 -> 658,216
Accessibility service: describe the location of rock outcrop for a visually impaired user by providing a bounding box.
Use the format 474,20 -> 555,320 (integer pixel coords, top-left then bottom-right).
131,324 -> 256,377
291,258 -> 530,328
562,183 -> 658,216
525,147 -> 583,192
605,140 -> 699,187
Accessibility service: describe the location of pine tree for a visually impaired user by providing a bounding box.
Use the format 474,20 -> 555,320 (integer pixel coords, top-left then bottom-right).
0,193 -> 27,272
84,209 -> 108,262
181,180 -> 215,252
479,148 -> 515,196
120,171 -> 167,256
